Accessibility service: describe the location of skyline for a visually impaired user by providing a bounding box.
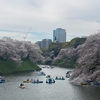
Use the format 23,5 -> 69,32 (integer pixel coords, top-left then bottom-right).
0,0 -> 100,43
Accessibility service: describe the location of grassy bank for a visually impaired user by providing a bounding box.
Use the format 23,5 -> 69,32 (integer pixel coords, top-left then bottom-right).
0,60 -> 41,74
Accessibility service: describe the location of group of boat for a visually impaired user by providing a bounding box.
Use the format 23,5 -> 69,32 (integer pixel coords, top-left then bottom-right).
0,70 -> 71,89
19,79 -> 44,89
20,70 -> 71,89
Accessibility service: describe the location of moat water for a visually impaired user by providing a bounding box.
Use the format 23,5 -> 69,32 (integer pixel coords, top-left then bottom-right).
0,65 -> 100,100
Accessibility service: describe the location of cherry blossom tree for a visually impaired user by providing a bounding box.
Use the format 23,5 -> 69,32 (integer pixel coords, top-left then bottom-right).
0,37 -> 44,65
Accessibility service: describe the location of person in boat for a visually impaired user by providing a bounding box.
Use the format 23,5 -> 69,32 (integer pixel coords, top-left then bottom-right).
33,79 -> 35,82
20,83 -> 24,86
46,75 -> 50,78
41,72 -> 44,74
55,76 -> 58,79
27,79 -> 29,81
31,79 -> 33,82
48,78 -> 52,83
59,76 -> 61,79
62,76 -> 64,79
37,79 -> 39,82
66,71 -> 69,74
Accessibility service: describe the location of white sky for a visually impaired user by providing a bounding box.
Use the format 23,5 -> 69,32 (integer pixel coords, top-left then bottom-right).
0,0 -> 100,43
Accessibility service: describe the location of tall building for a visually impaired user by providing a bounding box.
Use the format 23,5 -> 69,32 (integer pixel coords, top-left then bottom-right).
41,39 -> 52,48
36,39 -> 52,48
35,41 -> 42,48
53,28 -> 66,43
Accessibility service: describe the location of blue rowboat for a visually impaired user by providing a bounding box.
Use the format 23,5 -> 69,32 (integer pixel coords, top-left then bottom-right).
46,78 -> 55,84
55,77 -> 65,80
38,72 -> 46,76
31,81 -> 43,84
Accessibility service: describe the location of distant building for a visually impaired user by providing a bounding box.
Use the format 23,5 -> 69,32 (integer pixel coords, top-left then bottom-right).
36,41 -> 42,48
53,28 -> 66,43
36,39 -> 52,48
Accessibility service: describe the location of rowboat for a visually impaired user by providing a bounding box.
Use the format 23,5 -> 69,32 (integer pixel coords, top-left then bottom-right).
23,80 -> 31,83
46,75 -> 51,78
0,76 -> 5,83
23,79 -> 31,83
46,78 -> 55,84
38,72 -> 46,76
55,77 -> 65,80
66,75 -> 70,78
19,85 -> 26,89
0,81 -> 5,83
31,81 -> 43,84
66,73 -> 70,78
93,81 -> 100,85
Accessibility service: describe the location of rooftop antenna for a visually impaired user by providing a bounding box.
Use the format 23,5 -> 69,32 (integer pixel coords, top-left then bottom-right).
23,27 -> 32,41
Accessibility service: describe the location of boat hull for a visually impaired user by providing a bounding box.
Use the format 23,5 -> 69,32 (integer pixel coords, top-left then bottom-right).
19,86 -> 26,89
46,78 -> 55,84
23,80 -> 31,83
0,81 -> 5,83
31,81 -> 43,84
55,78 -> 65,80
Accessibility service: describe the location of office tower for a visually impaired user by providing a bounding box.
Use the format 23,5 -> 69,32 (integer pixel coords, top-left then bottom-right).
41,39 -> 52,48
36,39 -> 52,48
35,41 -> 42,48
53,28 -> 66,43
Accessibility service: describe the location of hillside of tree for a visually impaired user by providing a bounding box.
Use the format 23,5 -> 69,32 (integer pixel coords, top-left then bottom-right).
0,38 -> 44,74
69,33 -> 100,85
43,37 -> 86,67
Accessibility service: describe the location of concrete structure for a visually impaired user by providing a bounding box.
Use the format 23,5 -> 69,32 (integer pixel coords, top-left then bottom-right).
53,28 -> 66,43
36,39 -> 52,48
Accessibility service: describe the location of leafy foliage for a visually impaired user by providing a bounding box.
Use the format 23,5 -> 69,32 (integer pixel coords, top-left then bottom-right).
42,37 -> 86,67
0,37 -> 44,64
53,56 -> 78,68
42,42 -> 62,57
62,37 -> 86,48
70,33 -> 100,83
48,42 -> 62,57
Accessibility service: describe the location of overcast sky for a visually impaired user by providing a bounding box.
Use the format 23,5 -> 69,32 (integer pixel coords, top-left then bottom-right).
0,0 -> 100,43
